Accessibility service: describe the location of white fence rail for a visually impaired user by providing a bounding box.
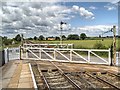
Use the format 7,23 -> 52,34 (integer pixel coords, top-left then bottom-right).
23,43 -> 74,49
21,47 -> 111,65
4,47 -> 20,63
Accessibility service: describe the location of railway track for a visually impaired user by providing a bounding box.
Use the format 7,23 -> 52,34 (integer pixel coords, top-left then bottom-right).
30,61 -> 81,90
65,71 -> 120,90
88,71 -> 120,89
30,61 -> 120,90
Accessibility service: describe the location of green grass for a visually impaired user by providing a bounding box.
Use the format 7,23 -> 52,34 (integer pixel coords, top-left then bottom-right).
33,38 -> 119,50
3,38 -> 119,51
4,43 -> 21,48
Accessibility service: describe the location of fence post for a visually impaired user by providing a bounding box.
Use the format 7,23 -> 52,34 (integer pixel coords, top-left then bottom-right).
39,49 -> 41,59
108,48 -> 111,65
7,47 -> 9,63
70,50 -> 72,61
19,45 -> 21,60
54,49 -> 56,60
110,45 -> 113,66
26,48 -> 28,59
2,50 -> 5,66
88,50 -> 90,63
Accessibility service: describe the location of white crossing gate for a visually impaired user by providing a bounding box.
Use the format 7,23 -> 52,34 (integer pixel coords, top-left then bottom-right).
21,46 -> 111,65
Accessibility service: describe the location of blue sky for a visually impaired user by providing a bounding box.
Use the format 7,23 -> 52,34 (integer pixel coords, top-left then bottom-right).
1,1 -> 119,38
62,2 -> 118,27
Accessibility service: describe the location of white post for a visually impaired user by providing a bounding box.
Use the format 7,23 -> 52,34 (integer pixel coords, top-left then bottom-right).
88,50 -> 90,63
70,50 -> 72,61
6,47 -> 9,63
67,44 -> 68,49
39,49 -> 41,59
108,48 -> 111,65
26,49 -> 28,59
54,49 -> 56,60
19,45 -> 21,60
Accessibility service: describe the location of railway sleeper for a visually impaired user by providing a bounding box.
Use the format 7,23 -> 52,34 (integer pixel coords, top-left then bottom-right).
50,84 -> 74,90
49,81 -> 73,87
45,75 -> 63,79
47,77 -> 66,83
66,73 -> 97,89
42,71 -> 61,76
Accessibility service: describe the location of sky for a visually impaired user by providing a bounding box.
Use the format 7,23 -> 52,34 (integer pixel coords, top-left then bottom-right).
0,1 -> 119,38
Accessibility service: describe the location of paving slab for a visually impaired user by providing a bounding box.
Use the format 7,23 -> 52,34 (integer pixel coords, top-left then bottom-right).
2,60 -> 34,89
2,61 -> 18,88
18,63 -> 33,88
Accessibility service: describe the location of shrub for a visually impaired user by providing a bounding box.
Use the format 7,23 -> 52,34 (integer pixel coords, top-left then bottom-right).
93,41 -> 106,49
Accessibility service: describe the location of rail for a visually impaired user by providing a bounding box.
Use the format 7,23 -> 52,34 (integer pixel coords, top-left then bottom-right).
23,43 -> 74,49
30,60 -> 120,89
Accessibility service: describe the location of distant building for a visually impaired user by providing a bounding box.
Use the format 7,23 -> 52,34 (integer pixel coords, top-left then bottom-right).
47,37 -> 55,40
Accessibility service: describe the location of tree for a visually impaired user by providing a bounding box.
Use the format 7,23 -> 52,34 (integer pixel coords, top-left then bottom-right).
99,35 -> 101,38
34,36 -> 38,40
27,37 -> 33,40
80,33 -> 87,40
67,34 -> 79,40
39,35 -> 44,40
62,35 -> 66,40
14,34 -> 21,42
55,36 -> 60,40
2,36 -> 12,45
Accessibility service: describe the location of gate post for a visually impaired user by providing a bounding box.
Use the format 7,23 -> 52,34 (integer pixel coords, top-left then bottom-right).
88,50 -> 90,63
6,47 -> 9,63
70,50 -> 72,61
19,45 -> 21,60
26,49 -> 28,59
110,45 -> 113,66
39,49 -> 41,59
108,48 -> 111,65
54,49 -> 56,60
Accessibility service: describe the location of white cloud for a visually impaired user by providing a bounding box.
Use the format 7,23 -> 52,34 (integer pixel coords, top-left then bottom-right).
76,25 -> 118,36
104,5 -> 116,10
72,5 -> 79,11
1,2 -> 95,38
72,6 -> 94,19
104,1 -> 118,11
111,0 -> 120,4
89,6 -> 97,10
53,24 -> 118,37
79,7 -> 94,19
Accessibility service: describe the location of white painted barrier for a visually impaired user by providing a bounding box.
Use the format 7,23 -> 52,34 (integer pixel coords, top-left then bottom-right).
22,46 -> 111,65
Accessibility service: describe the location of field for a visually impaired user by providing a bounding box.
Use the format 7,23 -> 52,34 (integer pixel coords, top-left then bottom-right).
32,38 -> 119,50
3,38 -> 119,51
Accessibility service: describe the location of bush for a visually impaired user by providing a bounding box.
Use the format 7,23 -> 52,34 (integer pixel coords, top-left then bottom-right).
80,33 -> 87,40
67,34 -> 79,40
93,41 -> 106,49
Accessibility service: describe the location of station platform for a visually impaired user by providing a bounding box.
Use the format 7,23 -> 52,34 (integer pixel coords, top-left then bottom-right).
1,60 -> 34,89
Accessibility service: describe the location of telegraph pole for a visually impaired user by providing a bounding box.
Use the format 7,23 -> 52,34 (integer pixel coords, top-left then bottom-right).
113,26 -> 116,66
60,21 -> 67,44
60,22 -> 62,44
